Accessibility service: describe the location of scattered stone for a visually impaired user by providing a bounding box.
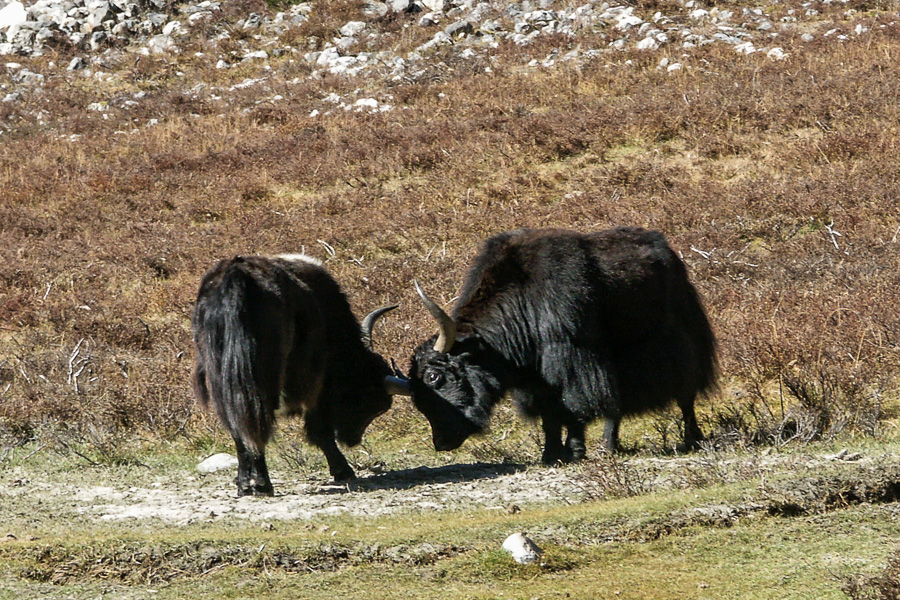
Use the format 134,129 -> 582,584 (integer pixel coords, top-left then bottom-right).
0,1 -> 26,31
502,532 -> 542,564
389,0 -> 414,13
444,19 -> 473,38
341,20 -> 366,36
766,47 -> 788,60
196,453 -> 239,474
0,0 -> 879,119
421,0 -> 447,13
362,0 -> 388,18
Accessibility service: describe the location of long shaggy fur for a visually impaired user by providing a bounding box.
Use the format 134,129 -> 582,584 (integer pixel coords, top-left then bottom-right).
192,255 -> 394,496
409,227 -> 717,460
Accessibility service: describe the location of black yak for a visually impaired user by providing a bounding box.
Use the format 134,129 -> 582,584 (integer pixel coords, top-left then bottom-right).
192,254 -> 408,496
407,227 -> 717,463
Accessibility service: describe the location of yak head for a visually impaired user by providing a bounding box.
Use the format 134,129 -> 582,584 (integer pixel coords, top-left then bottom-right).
334,305 -> 412,448
408,282 -> 502,451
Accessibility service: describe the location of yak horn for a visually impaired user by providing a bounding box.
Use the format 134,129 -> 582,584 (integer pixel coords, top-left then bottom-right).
361,304 -> 398,351
384,375 -> 411,397
414,279 -> 456,353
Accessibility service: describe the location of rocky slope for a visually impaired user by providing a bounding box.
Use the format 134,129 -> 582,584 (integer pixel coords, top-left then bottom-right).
1,0 -> 884,108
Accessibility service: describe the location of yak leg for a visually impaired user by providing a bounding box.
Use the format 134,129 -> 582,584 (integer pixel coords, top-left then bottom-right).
678,396 -> 704,450
540,413 -> 568,465
564,422 -> 587,462
305,410 -> 355,482
234,438 -> 274,497
599,417 -> 620,454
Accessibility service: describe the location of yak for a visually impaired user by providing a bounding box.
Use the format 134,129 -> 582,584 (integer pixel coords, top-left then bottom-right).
192,254 -> 408,496
407,227 -> 718,463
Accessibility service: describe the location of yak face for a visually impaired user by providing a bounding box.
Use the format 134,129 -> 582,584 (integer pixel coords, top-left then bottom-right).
335,396 -> 391,448
333,364 -> 395,448
409,335 -> 501,451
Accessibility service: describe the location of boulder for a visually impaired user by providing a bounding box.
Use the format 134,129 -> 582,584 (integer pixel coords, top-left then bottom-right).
197,453 -> 239,474
501,533 -> 542,564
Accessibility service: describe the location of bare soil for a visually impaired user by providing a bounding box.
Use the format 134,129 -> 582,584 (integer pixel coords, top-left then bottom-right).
4,448 -> 898,527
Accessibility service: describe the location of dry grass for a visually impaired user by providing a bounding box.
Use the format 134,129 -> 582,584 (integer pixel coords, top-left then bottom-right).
1,1 -> 899,456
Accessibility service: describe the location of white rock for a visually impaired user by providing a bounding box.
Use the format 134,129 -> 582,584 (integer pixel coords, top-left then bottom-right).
418,10 -> 442,26
362,1 -> 388,18
316,46 -> 341,66
162,20 -> 183,36
421,0 -> 447,12
502,533 -> 542,564
68,56 -> 87,70
614,9 -> 642,31
636,36 -> 659,50
147,33 -> 175,54
766,47 -> 787,60
0,1 -> 26,31
340,21 -> 366,37
197,453 -> 239,473
417,30 -> 451,51
354,98 -> 380,111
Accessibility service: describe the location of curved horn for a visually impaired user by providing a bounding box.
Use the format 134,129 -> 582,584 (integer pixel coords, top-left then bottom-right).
414,279 -> 456,353
384,375 -> 411,397
361,304 -> 398,351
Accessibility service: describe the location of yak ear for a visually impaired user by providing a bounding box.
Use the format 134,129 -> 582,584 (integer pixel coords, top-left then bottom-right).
384,375 -> 411,397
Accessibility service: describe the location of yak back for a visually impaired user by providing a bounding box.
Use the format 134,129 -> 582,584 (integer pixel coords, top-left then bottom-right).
451,227 -> 717,417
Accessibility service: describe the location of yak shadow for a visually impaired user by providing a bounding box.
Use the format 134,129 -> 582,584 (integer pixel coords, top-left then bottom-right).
308,462 -> 527,495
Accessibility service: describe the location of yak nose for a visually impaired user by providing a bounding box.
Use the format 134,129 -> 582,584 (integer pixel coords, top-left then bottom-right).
433,433 -> 463,452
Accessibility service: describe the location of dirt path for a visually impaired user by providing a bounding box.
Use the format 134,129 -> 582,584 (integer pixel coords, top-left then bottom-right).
4,449 -> 898,529
3,461 -> 590,526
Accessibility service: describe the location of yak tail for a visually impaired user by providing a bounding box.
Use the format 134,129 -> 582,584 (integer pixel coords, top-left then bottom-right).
193,259 -> 279,454
680,275 -> 719,396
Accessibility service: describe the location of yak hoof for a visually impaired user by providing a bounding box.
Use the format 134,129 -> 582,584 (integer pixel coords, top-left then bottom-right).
331,467 -> 356,483
237,486 -> 275,497
676,440 -> 703,453
236,479 -> 275,497
542,447 -> 587,466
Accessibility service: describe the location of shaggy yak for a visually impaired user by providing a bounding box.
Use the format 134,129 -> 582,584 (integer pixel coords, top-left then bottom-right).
192,254 -> 408,496
408,227 -> 718,463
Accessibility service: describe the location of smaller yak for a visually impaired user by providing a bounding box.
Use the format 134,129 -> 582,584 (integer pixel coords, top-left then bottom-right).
408,227 -> 717,463
192,254 -> 407,496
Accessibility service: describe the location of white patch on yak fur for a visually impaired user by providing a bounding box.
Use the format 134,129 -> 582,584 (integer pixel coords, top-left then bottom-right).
276,254 -> 324,267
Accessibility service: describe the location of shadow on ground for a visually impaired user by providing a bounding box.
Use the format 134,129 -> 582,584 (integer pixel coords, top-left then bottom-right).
310,462 -> 529,494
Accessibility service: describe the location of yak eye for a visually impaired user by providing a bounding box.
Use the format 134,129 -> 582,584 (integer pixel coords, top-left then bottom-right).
426,370 -> 444,386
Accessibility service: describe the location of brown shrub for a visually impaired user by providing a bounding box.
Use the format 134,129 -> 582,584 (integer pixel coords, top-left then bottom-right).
1,8 -> 899,450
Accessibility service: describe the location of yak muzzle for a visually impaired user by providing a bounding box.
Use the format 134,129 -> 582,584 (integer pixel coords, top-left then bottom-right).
433,432 -> 465,452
